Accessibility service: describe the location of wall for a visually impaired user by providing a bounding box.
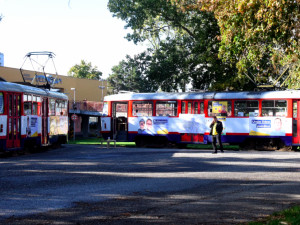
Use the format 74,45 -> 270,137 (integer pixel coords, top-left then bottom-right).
0,66 -> 107,102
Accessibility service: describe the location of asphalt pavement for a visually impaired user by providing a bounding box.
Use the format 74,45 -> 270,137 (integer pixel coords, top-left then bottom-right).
0,145 -> 300,224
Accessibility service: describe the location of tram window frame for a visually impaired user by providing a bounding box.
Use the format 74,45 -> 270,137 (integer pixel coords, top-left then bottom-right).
187,102 -> 192,114
32,95 -> 40,115
208,100 -> 232,117
293,101 -> 297,118
200,102 -> 204,114
23,94 -> 32,115
181,101 -> 186,114
0,92 -> 4,114
193,102 -> 204,114
194,102 -> 199,114
156,101 -> 177,117
49,98 -> 56,116
55,99 -> 67,116
234,100 -> 259,117
262,100 -> 287,117
132,101 -> 153,117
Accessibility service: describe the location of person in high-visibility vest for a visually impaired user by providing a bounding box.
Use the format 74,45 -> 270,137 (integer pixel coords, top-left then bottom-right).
209,116 -> 224,154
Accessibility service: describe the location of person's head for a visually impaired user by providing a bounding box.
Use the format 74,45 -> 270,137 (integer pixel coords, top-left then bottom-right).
213,116 -> 218,122
146,119 -> 153,129
274,118 -> 282,131
139,119 -> 145,129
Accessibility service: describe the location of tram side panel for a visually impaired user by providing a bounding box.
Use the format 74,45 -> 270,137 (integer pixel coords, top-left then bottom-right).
0,115 -> 7,151
126,115 -> 293,146
21,115 -> 42,149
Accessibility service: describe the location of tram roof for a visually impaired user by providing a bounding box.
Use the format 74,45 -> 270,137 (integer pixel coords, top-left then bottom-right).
104,90 -> 300,101
0,81 -> 68,100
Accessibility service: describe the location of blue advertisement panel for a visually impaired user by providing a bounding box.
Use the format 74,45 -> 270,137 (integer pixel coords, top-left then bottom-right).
249,117 -> 287,136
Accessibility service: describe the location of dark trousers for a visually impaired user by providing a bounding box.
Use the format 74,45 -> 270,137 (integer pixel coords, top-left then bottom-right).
212,134 -> 223,152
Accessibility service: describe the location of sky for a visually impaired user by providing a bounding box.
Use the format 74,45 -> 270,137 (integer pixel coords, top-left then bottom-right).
0,0 -> 146,78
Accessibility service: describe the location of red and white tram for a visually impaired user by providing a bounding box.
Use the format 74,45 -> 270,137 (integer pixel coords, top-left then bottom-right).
0,80 -> 68,152
100,90 -> 300,148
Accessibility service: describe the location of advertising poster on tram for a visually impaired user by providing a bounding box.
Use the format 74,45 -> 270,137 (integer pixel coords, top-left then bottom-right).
212,101 -> 228,116
249,117 -> 290,136
24,115 -> 39,137
50,116 -> 68,135
135,117 -> 168,135
130,114 -> 206,135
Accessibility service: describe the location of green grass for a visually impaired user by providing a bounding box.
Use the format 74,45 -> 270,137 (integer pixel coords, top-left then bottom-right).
245,205 -> 300,225
67,137 -> 136,147
67,137 -> 239,149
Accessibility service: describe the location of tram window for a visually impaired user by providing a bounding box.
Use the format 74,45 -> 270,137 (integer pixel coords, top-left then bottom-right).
200,102 -> 204,114
132,101 -> 153,116
208,101 -> 232,117
49,99 -> 55,116
156,101 -> 177,116
0,93 -> 3,114
234,100 -> 258,117
62,100 -> 68,116
262,100 -> 287,117
194,102 -> 204,114
194,102 -> 198,114
188,102 -> 192,114
24,102 -> 32,115
293,101 -> 297,118
32,102 -> 38,115
181,102 -> 186,114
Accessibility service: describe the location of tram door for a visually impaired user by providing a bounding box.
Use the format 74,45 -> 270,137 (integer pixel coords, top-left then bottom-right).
112,102 -> 128,141
292,100 -> 300,144
41,98 -> 48,145
7,93 -> 21,148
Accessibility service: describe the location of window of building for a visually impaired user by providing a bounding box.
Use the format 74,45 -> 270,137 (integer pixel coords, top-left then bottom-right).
132,101 -> 153,116
208,101 -> 232,117
262,100 -> 287,117
156,101 -> 177,116
234,100 -> 259,117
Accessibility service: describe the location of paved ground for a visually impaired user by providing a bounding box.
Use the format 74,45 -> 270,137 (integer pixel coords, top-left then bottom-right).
0,145 -> 300,224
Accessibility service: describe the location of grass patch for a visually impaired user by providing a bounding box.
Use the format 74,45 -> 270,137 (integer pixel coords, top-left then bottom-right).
67,137 -> 136,147
245,205 -> 300,225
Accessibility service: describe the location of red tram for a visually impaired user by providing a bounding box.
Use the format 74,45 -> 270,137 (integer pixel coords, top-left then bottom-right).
0,80 -> 68,152
100,90 -> 300,148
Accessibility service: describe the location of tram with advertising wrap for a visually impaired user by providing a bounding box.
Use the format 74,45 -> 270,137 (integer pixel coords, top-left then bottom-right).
100,90 -> 300,149
0,80 -> 68,152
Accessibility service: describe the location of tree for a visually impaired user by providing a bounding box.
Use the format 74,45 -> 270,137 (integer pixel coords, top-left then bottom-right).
170,0 -> 300,89
108,53 -> 158,93
68,60 -> 102,80
108,0 -> 245,91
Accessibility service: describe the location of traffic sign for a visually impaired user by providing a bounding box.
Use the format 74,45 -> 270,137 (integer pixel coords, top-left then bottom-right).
71,114 -> 78,121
